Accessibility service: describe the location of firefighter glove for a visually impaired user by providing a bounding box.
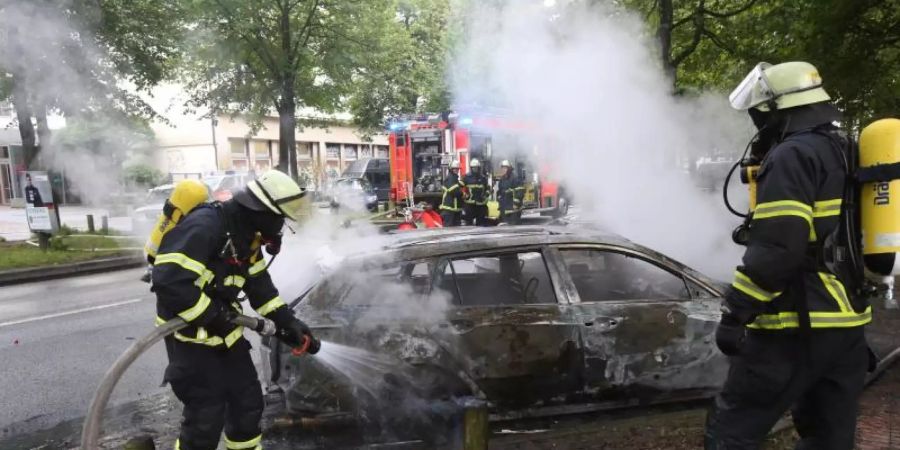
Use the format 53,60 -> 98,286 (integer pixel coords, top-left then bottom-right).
276,317 -> 313,348
715,311 -> 747,356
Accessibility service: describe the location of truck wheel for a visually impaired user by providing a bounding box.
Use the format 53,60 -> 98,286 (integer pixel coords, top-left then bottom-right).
552,197 -> 569,218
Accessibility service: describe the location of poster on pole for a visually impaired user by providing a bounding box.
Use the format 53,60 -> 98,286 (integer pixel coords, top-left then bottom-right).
20,171 -> 60,233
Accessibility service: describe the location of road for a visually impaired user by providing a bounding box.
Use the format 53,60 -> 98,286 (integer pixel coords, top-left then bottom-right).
0,268 -> 161,441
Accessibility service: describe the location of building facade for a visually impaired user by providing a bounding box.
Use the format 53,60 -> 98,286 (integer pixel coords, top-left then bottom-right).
151,112 -> 388,192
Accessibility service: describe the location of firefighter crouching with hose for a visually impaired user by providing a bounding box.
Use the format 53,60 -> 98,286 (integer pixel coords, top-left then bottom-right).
152,170 -> 319,450
705,62 -> 874,449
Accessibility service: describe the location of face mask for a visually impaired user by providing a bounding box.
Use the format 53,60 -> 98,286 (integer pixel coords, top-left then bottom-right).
248,211 -> 285,242
747,108 -> 782,160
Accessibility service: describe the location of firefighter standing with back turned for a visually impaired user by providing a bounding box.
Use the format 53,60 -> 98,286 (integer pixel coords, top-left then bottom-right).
440,160 -> 464,226
462,158 -> 488,226
705,62 -> 872,449
152,170 -> 319,450
497,160 -> 524,225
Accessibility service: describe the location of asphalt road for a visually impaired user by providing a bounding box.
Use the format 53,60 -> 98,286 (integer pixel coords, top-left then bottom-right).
0,268 -> 162,440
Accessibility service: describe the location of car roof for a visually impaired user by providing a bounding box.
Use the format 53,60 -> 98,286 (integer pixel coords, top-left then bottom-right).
320,224 -> 720,294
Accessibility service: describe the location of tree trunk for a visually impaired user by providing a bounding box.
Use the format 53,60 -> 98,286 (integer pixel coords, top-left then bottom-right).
276,0 -> 298,179
12,86 -> 37,168
657,0 -> 676,84
35,103 -> 52,156
277,90 -> 297,179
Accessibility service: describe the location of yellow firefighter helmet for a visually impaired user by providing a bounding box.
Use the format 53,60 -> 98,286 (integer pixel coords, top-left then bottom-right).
729,61 -> 831,112
233,170 -> 308,222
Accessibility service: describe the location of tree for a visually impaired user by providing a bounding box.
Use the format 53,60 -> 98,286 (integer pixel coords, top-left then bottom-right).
349,0 -> 452,130
182,0 -> 401,177
0,0 -> 184,167
618,0 -> 760,87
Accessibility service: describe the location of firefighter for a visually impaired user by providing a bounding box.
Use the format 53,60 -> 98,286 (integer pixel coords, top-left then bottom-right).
462,158 -> 488,226
440,160 -> 464,226
705,62 -> 871,449
152,170 -> 317,450
497,160 -> 524,225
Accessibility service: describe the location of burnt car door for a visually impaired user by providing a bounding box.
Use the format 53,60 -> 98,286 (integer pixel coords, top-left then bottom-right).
546,245 -> 726,404
430,247 -> 582,407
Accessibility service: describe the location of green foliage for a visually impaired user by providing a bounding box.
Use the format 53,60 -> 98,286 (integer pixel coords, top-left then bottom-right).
123,164 -> 166,188
620,0 -> 900,128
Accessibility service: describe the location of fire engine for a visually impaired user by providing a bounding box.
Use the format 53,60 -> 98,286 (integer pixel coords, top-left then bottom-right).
387,111 -> 568,218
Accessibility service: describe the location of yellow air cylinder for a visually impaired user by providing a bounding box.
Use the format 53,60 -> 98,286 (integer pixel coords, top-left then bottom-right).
144,179 -> 210,262
860,118 -> 900,277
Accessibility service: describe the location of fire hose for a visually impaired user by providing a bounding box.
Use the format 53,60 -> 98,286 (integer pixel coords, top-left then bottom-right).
80,314 -> 317,450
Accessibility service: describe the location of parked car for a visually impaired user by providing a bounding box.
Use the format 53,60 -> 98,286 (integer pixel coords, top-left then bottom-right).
261,225 -> 729,425
342,157 -> 390,202
328,177 -> 378,212
204,172 -> 253,202
131,183 -> 174,236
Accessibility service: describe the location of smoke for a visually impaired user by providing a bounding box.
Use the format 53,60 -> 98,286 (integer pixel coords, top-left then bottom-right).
0,1 -> 159,205
449,0 -> 753,278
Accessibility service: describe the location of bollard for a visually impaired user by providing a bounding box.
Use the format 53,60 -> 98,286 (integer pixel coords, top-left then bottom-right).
461,399 -> 488,450
38,232 -> 50,251
101,215 -> 109,234
86,214 -> 95,233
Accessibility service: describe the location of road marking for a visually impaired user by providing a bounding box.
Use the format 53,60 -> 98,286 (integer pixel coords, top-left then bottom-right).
0,298 -> 145,328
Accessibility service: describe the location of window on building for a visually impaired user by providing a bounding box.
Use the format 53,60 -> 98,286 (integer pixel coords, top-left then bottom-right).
0,146 -> 9,159
438,251 -> 557,306
251,140 -> 271,172
558,249 -> 689,302
326,144 -> 340,159
359,145 -> 373,159
229,139 -> 248,170
297,142 -> 313,159
376,145 -> 389,158
343,144 -> 358,160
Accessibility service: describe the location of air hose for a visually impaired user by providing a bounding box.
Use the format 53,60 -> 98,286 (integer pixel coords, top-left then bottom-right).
80,314 -> 281,449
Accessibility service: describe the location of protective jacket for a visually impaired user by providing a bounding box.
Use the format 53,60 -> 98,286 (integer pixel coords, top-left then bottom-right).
462,172 -> 488,205
497,175 -> 524,214
440,172 -> 465,212
726,124 -> 871,331
152,203 -> 295,348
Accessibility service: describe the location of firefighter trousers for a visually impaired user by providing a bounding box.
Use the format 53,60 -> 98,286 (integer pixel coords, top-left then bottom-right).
704,327 -> 868,450
165,339 -> 264,450
464,204 -> 487,226
501,210 -> 521,225
440,210 -> 461,227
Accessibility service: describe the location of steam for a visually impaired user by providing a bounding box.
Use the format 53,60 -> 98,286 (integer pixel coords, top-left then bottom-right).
0,1 -> 158,206
450,1 -> 752,278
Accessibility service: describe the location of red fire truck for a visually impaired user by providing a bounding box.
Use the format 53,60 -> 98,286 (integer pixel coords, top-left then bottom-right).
387,111 -> 569,218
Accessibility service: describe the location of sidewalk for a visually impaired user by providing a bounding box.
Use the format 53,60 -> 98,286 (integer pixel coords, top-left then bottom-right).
0,205 -> 134,241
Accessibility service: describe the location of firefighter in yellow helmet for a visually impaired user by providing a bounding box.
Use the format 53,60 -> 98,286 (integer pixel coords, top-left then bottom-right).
462,158 -> 489,226
439,160 -> 465,226
152,170 -> 317,450
705,62 -> 871,449
497,160 -> 524,225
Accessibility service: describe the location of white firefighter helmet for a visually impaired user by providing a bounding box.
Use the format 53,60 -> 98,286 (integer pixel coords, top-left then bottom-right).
729,61 -> 831,111
449,160 -> 460,169
470,158 -> 481,168
234,170 -> 307,222
500,160 -> 512,168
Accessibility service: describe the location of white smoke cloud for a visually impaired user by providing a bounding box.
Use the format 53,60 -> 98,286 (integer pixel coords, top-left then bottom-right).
449,0 -> 753,278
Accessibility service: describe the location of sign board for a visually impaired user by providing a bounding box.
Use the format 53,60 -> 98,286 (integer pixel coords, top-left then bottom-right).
19,171 -> 60,233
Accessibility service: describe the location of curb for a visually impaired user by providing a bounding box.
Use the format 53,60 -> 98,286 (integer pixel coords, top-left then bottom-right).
0,253 -> 145,287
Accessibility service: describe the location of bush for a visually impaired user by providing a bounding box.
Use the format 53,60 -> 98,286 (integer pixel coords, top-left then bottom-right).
123,164 -> 166,188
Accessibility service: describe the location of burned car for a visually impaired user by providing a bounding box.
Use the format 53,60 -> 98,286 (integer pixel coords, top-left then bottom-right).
261,226 -> 728,425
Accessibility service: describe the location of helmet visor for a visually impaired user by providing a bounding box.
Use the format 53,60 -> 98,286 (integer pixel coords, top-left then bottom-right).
729,62 -> 773,110
274,194 -> 310,223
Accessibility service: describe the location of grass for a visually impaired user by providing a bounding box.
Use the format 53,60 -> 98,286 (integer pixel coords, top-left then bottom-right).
0,240 -> 134,271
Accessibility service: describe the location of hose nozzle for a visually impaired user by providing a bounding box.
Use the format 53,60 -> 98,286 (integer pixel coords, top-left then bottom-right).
230,314 -> 277,337
291,334 -> 321,356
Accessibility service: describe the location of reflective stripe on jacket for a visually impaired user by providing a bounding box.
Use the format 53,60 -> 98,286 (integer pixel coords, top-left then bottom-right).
462,173 -> 489,205
152,204 -> 293,347
497,176 -> 524,213
727,128 -> 870,331
440,173 -> 465,212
